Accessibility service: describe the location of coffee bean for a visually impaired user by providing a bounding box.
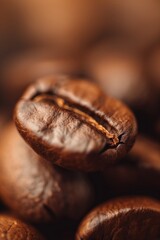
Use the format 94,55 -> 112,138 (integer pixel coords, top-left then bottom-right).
14,76 -> 137,171
102,135 -> 160,198
85,45 -> 158,114
0,123 -> 94,223
0,214 -> 44,240
76,197 -> 160,240
129,135 -> 160,170
85,45 -> 160,136
0,50 -> 82,110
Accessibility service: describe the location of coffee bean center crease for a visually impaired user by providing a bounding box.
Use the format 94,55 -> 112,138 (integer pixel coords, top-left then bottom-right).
33,93 -> 120,148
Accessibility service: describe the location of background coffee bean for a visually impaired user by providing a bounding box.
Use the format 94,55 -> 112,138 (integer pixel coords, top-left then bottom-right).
0,123 -> 94,223
9,0 -> 107,56
0,50 -> 83,111
103,0 -> 160,52
128,135 -> 160,170
102,135 -> 160,198
85,43 -> 160,135
0,214 -> 44,240
85,44 -> 155,110
2,0 -> 160,56
14,76 -> 137,171
76,197 -> 160,240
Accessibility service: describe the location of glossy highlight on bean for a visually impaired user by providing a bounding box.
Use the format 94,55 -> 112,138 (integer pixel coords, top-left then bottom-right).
0,214 -> 44,240
76,197 -> 160,240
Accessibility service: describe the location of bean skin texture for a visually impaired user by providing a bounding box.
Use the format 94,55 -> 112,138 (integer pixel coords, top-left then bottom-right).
14,76 -> 137,171
0,214 -> 44,240
0,123 -> 93,223
76,197 -> 160,240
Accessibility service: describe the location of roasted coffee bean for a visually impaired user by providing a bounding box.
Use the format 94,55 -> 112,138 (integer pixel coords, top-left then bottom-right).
0,123 -> 93,223
85,45 -> 158,115
0,214 -> 44,240
14,76 -> 137,171
129,135 -> 160,170
76,197 -> 160,240
102,135 -> 160,198
85,45 -> 159,135
0,50 -> 82,110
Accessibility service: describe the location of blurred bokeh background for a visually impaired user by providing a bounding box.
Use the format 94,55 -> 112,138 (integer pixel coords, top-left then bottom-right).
0,0 -> 160,55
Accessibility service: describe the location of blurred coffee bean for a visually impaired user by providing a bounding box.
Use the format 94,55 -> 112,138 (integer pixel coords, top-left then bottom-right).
86,45 -> 157,111
11,0 -> 107,55
8,0 -> 160,55
76,196 -> 160,240
0,123 -> 94,223
0,50 -> 82,110
85,45 -> 159,134
0,214 -> 45,240
147,43 -> 160,92
130,135 -> 160,170
105,0 -> 160,52
102,135 -> 160,198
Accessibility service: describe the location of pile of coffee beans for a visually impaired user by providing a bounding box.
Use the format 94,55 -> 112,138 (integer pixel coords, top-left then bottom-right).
0,2 -> 160,239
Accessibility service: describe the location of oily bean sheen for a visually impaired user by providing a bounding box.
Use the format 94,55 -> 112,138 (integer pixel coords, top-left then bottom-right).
14,76 -> 137,171
76,197 -> 160,240
0,214 -> 44,240
0,123 -> 93,223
